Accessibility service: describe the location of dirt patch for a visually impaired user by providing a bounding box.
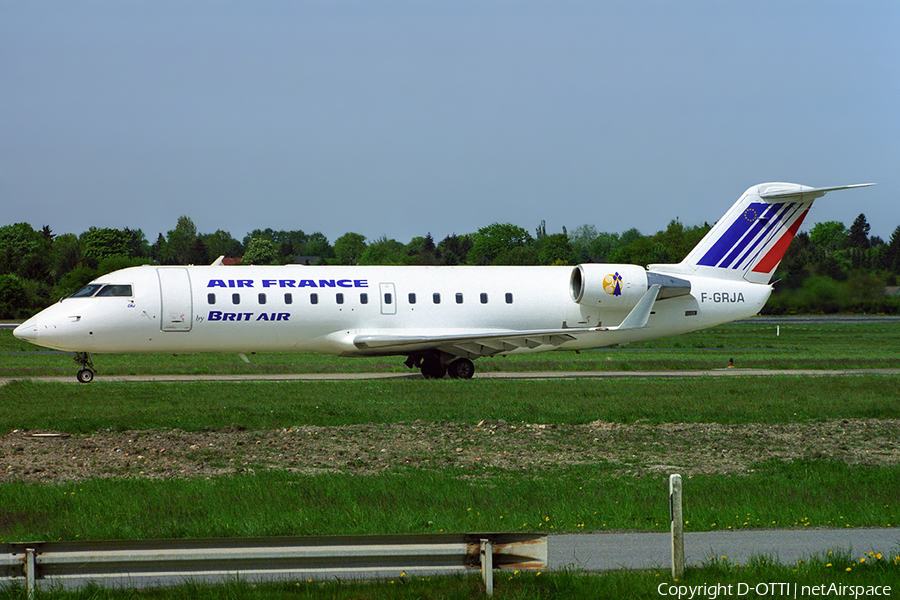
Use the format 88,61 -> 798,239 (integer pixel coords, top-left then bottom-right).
1,419 -> 898,484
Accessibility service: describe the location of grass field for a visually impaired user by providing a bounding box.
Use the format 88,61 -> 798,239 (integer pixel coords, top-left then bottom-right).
3,318 -> 900,376
2,319 -> 899,598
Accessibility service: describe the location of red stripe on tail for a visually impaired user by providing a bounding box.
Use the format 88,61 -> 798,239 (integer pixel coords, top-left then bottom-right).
751,208 -> 809,274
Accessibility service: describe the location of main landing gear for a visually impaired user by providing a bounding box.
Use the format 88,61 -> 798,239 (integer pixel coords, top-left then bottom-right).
74,352 -> 95,383
404,351 -> 475,379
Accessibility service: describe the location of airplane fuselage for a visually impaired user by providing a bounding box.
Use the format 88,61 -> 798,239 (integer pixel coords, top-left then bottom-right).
16,264 -> 769,357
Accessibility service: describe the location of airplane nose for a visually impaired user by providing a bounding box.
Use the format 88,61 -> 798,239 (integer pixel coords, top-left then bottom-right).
13,322 -> 38,343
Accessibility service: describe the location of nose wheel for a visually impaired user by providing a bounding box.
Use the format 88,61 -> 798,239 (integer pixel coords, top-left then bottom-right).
74,352 -> 96,384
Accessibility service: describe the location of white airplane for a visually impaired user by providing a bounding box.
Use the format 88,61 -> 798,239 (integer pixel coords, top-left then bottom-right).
14,182 -> 873,382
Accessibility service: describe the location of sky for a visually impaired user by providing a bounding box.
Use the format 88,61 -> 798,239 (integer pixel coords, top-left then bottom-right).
2,1 -> 898,247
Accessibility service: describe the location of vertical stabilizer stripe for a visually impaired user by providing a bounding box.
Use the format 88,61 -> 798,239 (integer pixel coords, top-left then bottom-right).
751,208 -> 810,274
731,202 -> 798,270
719,202 -> 787,269
696,202 -> 768,267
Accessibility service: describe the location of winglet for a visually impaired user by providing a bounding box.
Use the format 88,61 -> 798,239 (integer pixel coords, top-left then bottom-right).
608,284 -> 660,331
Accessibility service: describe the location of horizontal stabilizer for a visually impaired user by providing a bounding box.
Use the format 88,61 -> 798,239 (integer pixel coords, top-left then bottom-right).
760,183 -> 875,201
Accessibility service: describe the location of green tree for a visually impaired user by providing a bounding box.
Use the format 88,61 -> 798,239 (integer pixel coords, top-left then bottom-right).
162,216 -> 199,265
49,233 -> 83,283
360,236 -> 406,265
405,234 -> 438,265
537,233 -> 576,265
300,232 -> 334,260
82,227 -> 133,264
202,230 -> 244,260
468,223 -> 533,265
242,238 -> 279,265
568,224 -> 597,263
436,234 -> 472,265
334,233 -> 367,265
186,237 -> 211,265
847,214 -> 871,250
887,226 -> 900,274
808,221 -> 848,254
0,223 -> 50,281
0,274 -> 28,318
588,232 -> 620,262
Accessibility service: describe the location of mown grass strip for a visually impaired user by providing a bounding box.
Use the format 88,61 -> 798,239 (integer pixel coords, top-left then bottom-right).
1,462 -> 897,542
3,552 -> 900,600
2,375 -> 899,433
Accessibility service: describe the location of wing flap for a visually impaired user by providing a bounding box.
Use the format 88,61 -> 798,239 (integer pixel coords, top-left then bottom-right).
352,327 -> 602,357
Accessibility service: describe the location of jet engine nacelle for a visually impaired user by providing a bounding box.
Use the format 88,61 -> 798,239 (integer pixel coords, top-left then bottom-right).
570,264 -> 692,307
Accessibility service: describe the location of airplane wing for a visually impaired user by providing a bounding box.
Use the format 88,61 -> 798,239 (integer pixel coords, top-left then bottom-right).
353,326 -> 605,357
352,285 -> 661,358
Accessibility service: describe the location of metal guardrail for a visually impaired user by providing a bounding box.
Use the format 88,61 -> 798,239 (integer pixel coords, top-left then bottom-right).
2,533 -> 546,597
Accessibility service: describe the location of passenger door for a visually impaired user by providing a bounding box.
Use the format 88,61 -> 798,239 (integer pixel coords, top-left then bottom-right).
158,268 -> 193,332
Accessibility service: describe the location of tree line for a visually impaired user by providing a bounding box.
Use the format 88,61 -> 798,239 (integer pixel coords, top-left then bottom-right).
2,214 -> 899,319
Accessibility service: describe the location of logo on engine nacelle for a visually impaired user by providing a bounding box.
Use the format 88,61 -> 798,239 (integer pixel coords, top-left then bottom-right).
603,272 -> 623,296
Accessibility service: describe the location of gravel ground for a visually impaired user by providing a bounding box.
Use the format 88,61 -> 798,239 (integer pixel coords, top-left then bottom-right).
2,418 -> 898,483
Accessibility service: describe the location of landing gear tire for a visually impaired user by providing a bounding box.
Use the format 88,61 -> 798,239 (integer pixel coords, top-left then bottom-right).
447,358 -> 475,379
74,352 -> 96,383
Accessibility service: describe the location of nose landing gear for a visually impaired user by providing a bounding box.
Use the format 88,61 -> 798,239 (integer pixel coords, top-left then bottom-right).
74,352 -> 95,383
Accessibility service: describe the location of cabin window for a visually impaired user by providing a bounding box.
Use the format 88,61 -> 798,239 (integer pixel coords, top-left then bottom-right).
258,293 -> 267,305
285,293 -> 293,305
505,293 -> 514,304
480,293 -> 488,304
685,310 -> 697,316
96,284 -> 133,297
408,293 -> 416,304
207,293 -> 216,305
384,293 -> 393,305
232,293 -> 240,305
336,293 -> 344,305
455,293 -> 464,304
433,293 -> 441,304
310,293 -> 319,305
360,293 -> 368,304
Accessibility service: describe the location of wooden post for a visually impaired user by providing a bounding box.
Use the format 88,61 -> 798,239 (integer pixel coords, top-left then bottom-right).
670,474 -> 684,579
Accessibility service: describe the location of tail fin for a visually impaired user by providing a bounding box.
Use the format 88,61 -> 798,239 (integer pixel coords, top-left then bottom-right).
650,182 -> 874,284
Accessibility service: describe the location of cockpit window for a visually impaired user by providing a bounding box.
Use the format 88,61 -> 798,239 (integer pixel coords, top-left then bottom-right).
96,284 -> 133,297
71,284 -> 133,298
71,284 -> 104,298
